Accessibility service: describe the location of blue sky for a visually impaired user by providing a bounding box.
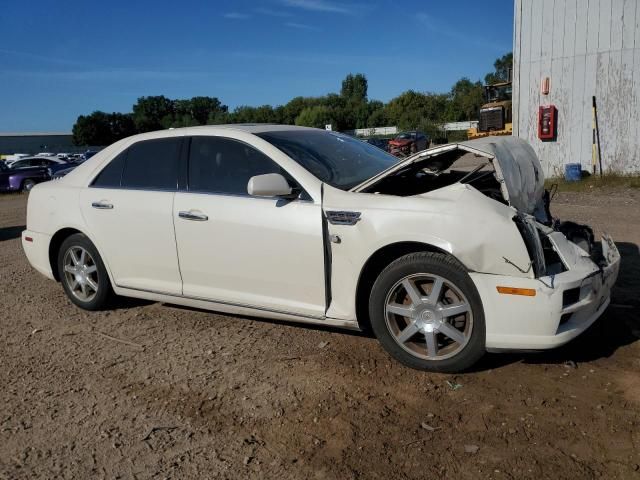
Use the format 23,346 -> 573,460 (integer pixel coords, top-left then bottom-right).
0,0 -> 514,132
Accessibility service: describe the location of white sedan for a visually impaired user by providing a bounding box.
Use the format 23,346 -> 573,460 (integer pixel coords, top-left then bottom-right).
22,125 -> 620,372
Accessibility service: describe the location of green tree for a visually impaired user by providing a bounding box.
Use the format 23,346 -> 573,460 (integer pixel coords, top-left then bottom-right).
341,73 -> 368,102
72,111 -> 112,146
108,112 -> 136,140
132,95 -> 175,132
447,78 -> 484,121
384,91 -> 448,130
189,96 -> 226,124
367,104 -> 387,128
295,105 -> 336,129
484,52 -> 513,85
72,111 -> 135,146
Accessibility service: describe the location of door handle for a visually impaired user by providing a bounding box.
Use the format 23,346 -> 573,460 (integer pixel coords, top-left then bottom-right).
178,211 -> 208,221
91,201 -> 113,209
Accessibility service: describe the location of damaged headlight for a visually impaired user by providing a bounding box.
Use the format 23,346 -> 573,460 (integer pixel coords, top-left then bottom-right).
513,214 -> 546,277
513,214 -> 568,277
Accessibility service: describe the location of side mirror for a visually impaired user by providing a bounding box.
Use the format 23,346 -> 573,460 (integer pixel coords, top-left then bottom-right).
247,173 -> 293,198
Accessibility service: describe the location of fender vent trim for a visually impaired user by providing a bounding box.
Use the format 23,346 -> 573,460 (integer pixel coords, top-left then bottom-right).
325,211 -> 361,226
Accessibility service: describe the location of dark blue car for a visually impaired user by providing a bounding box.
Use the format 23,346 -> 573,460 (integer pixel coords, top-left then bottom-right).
8,156 -> 72,176
0,162 -> 50,192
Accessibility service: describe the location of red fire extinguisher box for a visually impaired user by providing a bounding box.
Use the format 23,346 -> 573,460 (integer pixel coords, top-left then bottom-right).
538,105 -> 557,140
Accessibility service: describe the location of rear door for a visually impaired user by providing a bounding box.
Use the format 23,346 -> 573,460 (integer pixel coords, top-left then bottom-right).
173,135 -> 326,317
79,137 -> 183,294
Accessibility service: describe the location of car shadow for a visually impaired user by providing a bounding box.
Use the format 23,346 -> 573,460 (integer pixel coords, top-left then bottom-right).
0,225 -> 25,241
110,296 -> 155,310
473,241 -> 640,372
165,303 -> 369,338
147,241 -> 640,371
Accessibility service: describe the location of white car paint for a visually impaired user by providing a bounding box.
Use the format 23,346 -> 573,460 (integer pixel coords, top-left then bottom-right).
21,125 -> 620,353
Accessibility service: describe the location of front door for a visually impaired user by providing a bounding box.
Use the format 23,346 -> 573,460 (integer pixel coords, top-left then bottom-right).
173,135 -> 326,318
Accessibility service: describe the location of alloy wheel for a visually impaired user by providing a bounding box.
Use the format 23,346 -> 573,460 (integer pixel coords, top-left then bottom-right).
62,246 -> 99,302
384,273 -> 473,361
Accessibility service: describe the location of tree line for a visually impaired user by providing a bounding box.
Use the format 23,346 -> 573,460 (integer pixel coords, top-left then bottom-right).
72,53 -> 512,146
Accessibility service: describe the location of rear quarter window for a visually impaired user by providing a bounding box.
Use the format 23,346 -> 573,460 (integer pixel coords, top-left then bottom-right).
92,151 -> 126,188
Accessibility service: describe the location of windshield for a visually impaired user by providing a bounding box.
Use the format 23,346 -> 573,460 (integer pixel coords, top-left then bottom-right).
486,85 -> 512,103
257,130 -> 398,190
396,133 -> 415,139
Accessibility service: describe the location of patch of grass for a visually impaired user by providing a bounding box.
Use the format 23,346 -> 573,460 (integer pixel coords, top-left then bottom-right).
545,173 -> 640,192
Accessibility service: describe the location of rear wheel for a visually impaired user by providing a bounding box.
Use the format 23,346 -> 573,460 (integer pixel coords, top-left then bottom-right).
369,252 -> 485,372
22,179 -> 36,192
57,233 -> 113,310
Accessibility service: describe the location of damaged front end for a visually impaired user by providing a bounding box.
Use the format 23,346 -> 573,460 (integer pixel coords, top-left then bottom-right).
352,136 -> 621,350
511,210 -> 620,343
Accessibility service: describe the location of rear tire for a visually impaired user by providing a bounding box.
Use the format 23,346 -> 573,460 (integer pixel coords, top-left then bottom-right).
22,179 -> 36,192
369,252 -> 485,372
57,233 -> 113,311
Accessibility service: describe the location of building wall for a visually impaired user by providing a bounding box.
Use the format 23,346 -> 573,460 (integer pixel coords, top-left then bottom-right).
0,134 -> 91,155
513,0 -> 640,176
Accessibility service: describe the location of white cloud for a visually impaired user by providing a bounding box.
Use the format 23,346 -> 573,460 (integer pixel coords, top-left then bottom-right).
4,69 -> 221,81
280,0 -> 353,14
0,48 -> 89,67
223,12 -> 250,20
416,12 -> 507,52
255,7 -> 294,17
284,22 -> 321,31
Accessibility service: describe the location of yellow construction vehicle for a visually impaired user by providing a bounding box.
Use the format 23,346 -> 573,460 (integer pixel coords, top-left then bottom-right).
467,81 -> 512,139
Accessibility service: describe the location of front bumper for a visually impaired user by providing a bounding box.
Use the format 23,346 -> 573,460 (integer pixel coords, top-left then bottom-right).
472,234 -> 620,350
22,229 -> 55,280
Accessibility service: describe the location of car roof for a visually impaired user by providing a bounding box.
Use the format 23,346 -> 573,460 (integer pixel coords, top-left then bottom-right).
182,124 -> 320,134
106,124 -> 331,146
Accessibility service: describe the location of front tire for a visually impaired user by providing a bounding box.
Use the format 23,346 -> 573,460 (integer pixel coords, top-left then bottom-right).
57,233 -> 113,310
369,252 -> 485,372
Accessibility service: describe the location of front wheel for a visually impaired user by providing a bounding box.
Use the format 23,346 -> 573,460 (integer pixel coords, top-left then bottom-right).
57,233 -> 113,310
369,252 -> 485,372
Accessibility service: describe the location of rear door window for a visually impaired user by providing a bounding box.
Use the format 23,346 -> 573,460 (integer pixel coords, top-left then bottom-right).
121,138 -> 181,190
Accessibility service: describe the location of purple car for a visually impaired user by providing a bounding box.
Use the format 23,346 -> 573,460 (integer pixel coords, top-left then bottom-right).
0,162 -> 50,192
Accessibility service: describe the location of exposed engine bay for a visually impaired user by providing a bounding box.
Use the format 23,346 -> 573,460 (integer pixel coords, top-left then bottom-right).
361,148 -> 505,203
354,139 -> 607,280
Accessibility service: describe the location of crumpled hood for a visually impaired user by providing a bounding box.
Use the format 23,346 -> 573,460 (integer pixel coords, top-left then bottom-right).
458,137 -> 545,217
352,136 -> 546,219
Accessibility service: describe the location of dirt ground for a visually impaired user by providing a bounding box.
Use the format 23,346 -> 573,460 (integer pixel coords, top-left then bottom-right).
1,188 -> 639,479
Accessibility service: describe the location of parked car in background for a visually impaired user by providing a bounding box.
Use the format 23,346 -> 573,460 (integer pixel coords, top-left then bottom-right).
51,166 -> 77,179
82,150 -> 99,161
36,152 -> 55,157
388,131 -> 429,157
365,138 -> 389,152
3,153 -> 30,166
8,156 -> 71,176
0,162 -> 49,192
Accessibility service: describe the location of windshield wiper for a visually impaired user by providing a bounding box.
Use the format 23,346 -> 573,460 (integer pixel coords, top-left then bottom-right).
458,162 -> 491,184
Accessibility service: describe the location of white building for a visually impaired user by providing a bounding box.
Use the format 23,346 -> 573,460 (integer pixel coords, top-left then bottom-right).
513,0 -> 640,175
